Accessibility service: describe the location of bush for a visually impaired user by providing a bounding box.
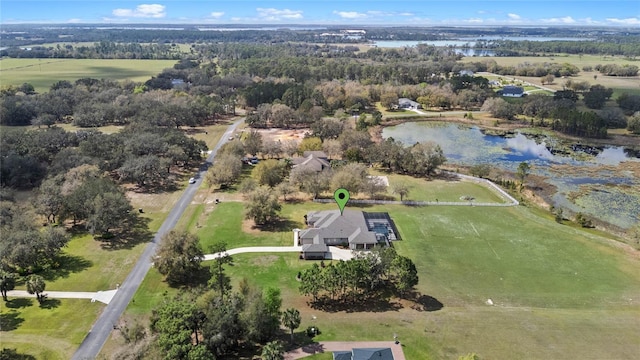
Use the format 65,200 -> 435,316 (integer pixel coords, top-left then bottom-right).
575,213 -> 593,228
305,326 -> 321,337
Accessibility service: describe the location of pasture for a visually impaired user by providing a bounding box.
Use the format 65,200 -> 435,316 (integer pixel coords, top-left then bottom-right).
218,202 -> 640,359
110,172 -> 640,359
461,54 -> 640,98
0,58 -> 176,92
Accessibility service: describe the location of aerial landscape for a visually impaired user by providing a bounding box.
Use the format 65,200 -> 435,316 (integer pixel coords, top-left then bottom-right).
1,1 -> 639,359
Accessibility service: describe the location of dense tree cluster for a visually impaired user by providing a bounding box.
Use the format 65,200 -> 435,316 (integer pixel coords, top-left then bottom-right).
1,41 -> 183,59
299,247 -> 418,306
0,199 -> 69,272
0,123 -> 206,191
474,38 -> 640,57
149,233 -> 282,359
595,64 -> 639,77
464,59 -> 580,77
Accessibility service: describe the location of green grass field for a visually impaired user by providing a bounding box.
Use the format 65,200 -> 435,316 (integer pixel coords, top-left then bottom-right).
0,58 -> 177,92
214,203 -> 640,359
462,54 -> 640,99
96,176 -> 640,359
0,299 -> 103,359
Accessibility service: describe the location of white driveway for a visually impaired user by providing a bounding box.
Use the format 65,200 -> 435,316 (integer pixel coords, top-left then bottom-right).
7,289 -> 118,304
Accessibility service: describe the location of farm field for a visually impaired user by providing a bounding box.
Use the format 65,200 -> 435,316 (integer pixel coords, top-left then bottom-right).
461,54 -> 640,97
102,173 -> 640,360
220,203 -> 640,360
0,58 -> 177,92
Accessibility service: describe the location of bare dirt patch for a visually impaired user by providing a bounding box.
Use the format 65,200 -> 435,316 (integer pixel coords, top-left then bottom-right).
242,219 -> 262,234
257,128 -> 310,144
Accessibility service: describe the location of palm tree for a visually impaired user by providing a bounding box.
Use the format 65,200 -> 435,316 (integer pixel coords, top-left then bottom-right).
26,274 -> 46,303
0,271 -> 17,301
261,340 -> 284,360
281,308 -> 301,344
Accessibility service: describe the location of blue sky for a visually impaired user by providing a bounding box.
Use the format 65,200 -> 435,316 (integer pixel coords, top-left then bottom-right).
1,1 -> 639,26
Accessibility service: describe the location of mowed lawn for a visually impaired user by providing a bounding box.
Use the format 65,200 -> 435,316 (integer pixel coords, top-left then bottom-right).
101,179 -> 639,359
0,58 -> 177,92
211,199 -> 640,359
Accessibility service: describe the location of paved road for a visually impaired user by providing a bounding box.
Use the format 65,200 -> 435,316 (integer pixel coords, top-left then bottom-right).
72,118 -> 244,360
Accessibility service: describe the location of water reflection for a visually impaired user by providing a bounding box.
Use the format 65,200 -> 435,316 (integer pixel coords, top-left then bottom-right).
595,147 -> 630,166
383,122 -> 640,228
506,134 -> 554,161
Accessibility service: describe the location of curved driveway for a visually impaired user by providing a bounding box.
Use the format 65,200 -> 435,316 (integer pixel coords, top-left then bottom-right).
72,118 -> 244,360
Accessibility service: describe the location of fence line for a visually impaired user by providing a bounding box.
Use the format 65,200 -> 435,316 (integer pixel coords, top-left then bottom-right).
314,173 -> 519,207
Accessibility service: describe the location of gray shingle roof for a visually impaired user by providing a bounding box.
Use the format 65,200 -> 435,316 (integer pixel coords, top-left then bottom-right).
300,210 -> 378,245
292,153 -> 331,172
333,348 -> 395,360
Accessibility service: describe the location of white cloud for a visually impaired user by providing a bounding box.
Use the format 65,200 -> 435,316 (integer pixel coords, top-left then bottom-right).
399,12 -> 414,17
508,13 -> 520,20
256,8 -> 303,20
209,12 -> 224,19
66,18 -> 83,23
465,18 -> 484,24
333,11 -> 367,19
606,17 -> 640,25
112,4 -> 166,18
541,16 -> 576,24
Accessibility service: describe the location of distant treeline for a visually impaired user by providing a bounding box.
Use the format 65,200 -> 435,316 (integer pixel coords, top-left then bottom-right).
476,37 -> 640,57
0,41 -> 183,60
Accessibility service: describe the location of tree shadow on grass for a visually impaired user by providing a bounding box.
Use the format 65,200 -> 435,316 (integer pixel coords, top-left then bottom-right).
5,298 -> 33,309
165,267 -> 212,289
0,348 -> 36,360
39,297 -> 61,309
40,254 -> 93,283
253,218 -> 302,232
310,295 -> 403,313
407,291 -> 444,312
0,311 -> 24,331
99,215 -> 153,251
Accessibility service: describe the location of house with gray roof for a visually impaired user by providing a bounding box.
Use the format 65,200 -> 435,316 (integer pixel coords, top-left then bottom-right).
296,210 -> 399,259
500,85 -> 525,97
398,98 -> 421,110
333,348 -> 394,360
292,151 -> 331,173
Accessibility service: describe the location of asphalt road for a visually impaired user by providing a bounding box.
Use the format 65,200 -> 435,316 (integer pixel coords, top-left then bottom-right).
72,118 -> 244,360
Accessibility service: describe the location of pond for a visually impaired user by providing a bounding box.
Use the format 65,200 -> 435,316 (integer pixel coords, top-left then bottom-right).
383,122 -> 640,229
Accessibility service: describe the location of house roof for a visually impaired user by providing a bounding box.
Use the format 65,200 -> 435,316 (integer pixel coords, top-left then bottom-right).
302,243 -> 328,252
333,348 -> 395,360
292,153 -> 331,172
502,85 -> 524,95
398,98 -> 419,107
303,151 -> 328,159
300,210 -> 379,245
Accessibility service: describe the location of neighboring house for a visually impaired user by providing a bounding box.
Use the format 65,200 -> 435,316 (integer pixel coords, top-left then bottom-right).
398,98 -> 421,110
500,85 -> 525,97
296,210 -> 400,260
459,69 -> 474,76
489,80 -> 501,87
171,79 -> 187,90
333,348 -> 394,360
292,151 -> 330,173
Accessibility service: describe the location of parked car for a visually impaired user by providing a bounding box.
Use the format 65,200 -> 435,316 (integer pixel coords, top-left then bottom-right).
188,177 -> 196,184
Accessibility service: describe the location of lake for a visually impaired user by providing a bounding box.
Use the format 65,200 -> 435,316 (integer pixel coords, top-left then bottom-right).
372,37 -> 593,56
383,122 -> 640,229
